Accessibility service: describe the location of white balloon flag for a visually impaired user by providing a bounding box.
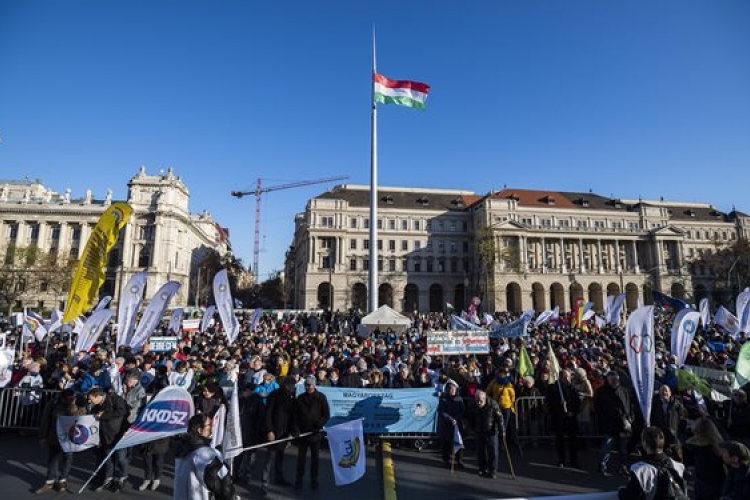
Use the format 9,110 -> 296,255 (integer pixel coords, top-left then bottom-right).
624,305 -> 655,425
213,269 -> 239,344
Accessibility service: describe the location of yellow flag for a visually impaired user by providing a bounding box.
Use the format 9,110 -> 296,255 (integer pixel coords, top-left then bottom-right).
63,202 -> 132,323
547,341 -> 561,384
518,343 -> 534,378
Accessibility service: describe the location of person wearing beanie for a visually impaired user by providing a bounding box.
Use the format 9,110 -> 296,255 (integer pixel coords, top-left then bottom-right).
438,380 -> 465,469
294,375 -> 329,490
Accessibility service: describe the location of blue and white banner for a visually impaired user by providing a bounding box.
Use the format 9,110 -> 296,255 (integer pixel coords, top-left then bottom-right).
249,308 -> 263,332
326,418 -> 366,485
625,306 -> 655,425
74,309 -> 114,353
737,288 -> 750,333
426,331 -> 489,355
200,305 -> 216,333
117,272 -> 147,349
449,314 -> 484,332
214,269 -> 240,344
489,310 -> 533,339
714,306 -> 741,337
93,296 -> 112,313
534,306 -> 558,326
113,386 -> 194,451
671,308 -> 700,367
56,415 -> 100,453
318,387 -> 437,434
607,293 -> 626,326
48,309 -> 64,335
222,381 -> 242,460
24,310 -> 48,342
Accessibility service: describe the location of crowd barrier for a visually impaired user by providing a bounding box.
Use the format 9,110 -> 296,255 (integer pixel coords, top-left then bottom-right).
515,396 -> 602,440
0,387 -> 60,430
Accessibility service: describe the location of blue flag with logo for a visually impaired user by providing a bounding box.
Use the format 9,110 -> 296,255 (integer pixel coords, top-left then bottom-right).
652,291 -> 689,312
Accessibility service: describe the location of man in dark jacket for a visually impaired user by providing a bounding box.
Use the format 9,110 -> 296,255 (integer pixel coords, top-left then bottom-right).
294,376 -> 330,490
546,368 -> 581,468
595,371 -> 637,476
437,380 -> 465,468
235,384 -> 266,488
720,440 -> 750,500
618,427 -> 686,500
467,389 -> 504,479
263,377 -> 296,495
87,387 -> 129,492
650,384 -> 683,461
337,361 -> 363,388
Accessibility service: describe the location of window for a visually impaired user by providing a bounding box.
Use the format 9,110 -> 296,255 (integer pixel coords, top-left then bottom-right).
39,282 -> 48,293
388,219 -> 396,230
426,259 -> 434,272
364,259 -> 370,270
364,219 -> 370,229
350,259 -> 357,271
629,223 -> 639,231
414,220 -> 421,231
426,241 -> 433,252
438,241 -> 445,253
415,240 -> 421,250
437,259 -> 445,272
350,218 -> 357,229
402,258 -> 408,271
462,242 -> 469,252
377,219 -> 383,230
414,259 -> 421,272
522,218 -> 533,226
401,219 -> 408,231
577,220 -> 588,228
389,240 -> 396,252
438,220 -> 445,231
319,215 -> 334,228
69,246 -> 79,259
364,239 -> 370,250
450,242 -> 457,253
377,240 -> 383,250
401,240 -> 408,251
558,220 -> 570,228
28,223 -> 40,241
138,246 -> 151,267
540,219 -> 552,228
139,225 -> 154,241
322,255 -> 333,269
426,221 -> 432,232
6,223 -> 18,240
450,221 -> 456,232
451,258 -> 458,273
612,222 -> 622,230
594,221 -> 605,229
378,259 -> 383,271
389,259 -> 396,272
462,221 -> 468,232
350,239 -> 357,250
72,225 -> 82,240
51,224 -> 61,240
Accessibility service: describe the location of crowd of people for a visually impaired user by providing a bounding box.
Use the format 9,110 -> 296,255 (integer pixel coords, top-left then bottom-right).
2,306 -> 750,499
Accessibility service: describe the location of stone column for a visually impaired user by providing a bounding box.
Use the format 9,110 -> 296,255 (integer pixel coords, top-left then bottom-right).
560,237 -> 567,273
632,240 -> 639,273
541,237 -> 547,273
16,220 -> 27,247
521,235 -> 528,271
597,239 -> 603,273
579,238 -> 586,273
615,239 -> 622,273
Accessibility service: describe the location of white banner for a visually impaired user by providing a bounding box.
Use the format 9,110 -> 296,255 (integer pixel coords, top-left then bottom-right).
714,306 -> 741,337
74,309 -> 114,353
625,305 -> 655,425
168,308 -> 183,334
182,318 -> 201,332
426,331 -> 489,355
56,415 -> 100,452
671,308 -> 700,367
114,386 -> 194,451
129,281 -> 181,352
326,418 -> 366,485
0,346 -> 14,388
116,272 -> 148,349
48,309 -> 64,335
24,311 -> 48,342
222,382 -> 243,459
213,269 -> 239,344
211,404 -> 226,450
200,305 -> 216,333
699,298 -> 711,329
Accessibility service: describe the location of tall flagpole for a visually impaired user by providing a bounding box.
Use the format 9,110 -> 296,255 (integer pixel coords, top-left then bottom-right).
368,27 -> 379,313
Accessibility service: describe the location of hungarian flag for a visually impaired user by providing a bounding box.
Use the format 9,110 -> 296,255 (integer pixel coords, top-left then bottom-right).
374,73 -> 430,110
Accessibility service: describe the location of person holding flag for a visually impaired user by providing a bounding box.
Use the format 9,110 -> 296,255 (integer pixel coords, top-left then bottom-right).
34,388 -> 87,494
437,380 -> 465,470
87,387 -> 129,492
545,368 -> 581,469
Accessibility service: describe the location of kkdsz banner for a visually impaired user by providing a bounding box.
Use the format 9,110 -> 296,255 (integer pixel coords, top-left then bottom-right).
318,387 -> 437,434
427,331 -> 489,355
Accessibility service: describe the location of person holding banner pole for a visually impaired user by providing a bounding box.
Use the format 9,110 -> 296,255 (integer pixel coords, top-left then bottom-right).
262,377 -> 297,495
87,387 -> 129,492
294,375 -> 330,491
438,380 -> 465,469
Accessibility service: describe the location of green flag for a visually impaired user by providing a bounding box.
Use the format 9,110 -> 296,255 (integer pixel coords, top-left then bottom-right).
734,342 -> 750,390
518,343 -> 534,378
675,368 -> 712,397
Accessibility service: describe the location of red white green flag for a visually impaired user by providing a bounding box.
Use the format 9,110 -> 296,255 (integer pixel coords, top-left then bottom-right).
373,73 -> 430,110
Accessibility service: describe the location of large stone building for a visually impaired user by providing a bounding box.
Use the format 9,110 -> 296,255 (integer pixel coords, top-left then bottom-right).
0,167 -> 230,312
284,184 -> 750,314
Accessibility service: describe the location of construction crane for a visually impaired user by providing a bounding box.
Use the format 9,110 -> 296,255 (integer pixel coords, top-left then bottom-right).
231,175 -> 349,278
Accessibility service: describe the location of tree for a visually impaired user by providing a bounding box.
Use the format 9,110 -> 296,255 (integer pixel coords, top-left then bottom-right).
191,248 -> 248,307
475,228 -> 522,303
0,244 -> 73,315
688,236 -> 750,306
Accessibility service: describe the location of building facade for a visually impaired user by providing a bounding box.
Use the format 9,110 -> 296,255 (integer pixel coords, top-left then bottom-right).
284,184 -> 750,314
0,167 -> 230,312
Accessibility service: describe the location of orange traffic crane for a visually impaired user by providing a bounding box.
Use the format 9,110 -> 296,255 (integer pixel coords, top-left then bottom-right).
231,175 -> 349,277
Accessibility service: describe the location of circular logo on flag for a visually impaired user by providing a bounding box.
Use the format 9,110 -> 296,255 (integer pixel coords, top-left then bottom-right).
219,284 -> 227,293
68,424 -> 93,445
130,285 -> 140,294
683,320 -> 697,335
161,292 -> 169,300
411,400 -> 431,419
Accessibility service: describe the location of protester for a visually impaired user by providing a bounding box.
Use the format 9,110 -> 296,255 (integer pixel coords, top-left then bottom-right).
595,371 -> 636,476
262,376 -> 297,495
546,368 -> 581,468
685,417 -> 726,500
618,426 -> 687,500
87,387 -> 129,492
35,388 -> 86,493
294,375 -> 330,490
467,389 -> 504,479
437,380 -> 465,469
720,440 -> 750,500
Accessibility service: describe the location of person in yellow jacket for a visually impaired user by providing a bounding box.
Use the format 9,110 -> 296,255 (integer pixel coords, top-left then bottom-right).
485,367 -> 522,471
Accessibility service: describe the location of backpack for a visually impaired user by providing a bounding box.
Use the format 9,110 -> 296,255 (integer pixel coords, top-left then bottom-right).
203,457 -> 236,500
653,461 -> 688,500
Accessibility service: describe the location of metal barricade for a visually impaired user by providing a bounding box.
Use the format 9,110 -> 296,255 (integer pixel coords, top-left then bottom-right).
0,387 -> 60,430
515,395 -> 602,440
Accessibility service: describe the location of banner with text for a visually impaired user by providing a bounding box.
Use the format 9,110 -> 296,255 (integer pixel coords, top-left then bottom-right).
318,387 -> 438,434
427,331 -> 489,355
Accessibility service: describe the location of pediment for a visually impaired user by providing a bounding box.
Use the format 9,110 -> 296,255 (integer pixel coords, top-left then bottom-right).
651,225 -> 685,237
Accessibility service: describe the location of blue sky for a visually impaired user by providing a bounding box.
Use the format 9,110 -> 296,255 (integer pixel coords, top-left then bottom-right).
1,1 -> 749,281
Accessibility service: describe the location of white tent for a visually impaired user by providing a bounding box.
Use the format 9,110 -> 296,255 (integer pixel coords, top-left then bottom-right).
358,305 -> 413,336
